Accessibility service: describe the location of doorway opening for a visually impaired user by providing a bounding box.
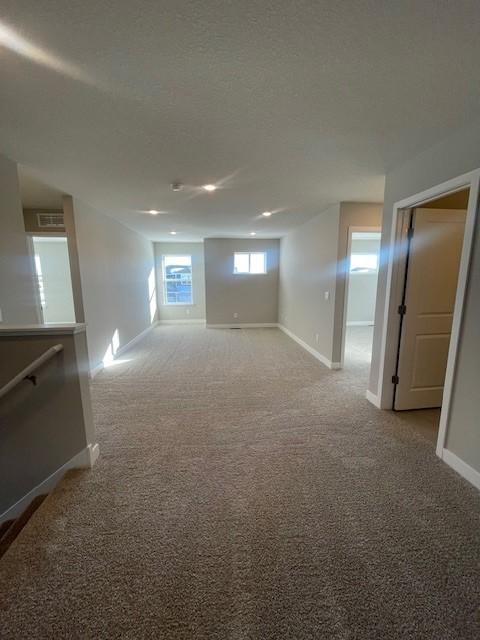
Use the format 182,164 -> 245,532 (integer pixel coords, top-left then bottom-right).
30,236 -> 75,324
375,170 -> 479,469
343,228 -> 381,368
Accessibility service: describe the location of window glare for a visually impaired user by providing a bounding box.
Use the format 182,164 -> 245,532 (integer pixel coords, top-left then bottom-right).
250,252 -> 266,273
234,253 -> 250,273
350,253 -> 378,273
162,255 -> 193,304
234,252 -> 267,274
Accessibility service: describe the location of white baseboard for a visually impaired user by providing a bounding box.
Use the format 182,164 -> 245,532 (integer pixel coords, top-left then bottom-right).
158,319 -> 206,325
277,324 -> 340,370
90,322 -> 158,378
0,443 -> 100,525
90,361 -> 104,379
440,448 -> 480,491
365,389 -> 382,408
206,323 -> 278,329
347,321 -> 374,327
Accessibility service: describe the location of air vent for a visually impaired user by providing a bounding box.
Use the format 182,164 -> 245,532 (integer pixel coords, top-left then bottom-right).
37,213 -> 64,228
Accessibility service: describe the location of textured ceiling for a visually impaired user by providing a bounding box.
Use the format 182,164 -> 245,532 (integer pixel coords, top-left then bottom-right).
2,1 -> 480,241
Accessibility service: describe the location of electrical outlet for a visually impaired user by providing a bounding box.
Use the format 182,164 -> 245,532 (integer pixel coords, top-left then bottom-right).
315,333 -> 319,344
233,312 -> 238,319
324,291 -> 330,301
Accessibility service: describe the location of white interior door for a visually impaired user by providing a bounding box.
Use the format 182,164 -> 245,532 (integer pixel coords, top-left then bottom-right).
394,208 -> 466,410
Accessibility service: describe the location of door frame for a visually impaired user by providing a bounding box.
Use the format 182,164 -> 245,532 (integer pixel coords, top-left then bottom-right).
340,225 -> 382,368
375,168 -> 480,459
26,232 -> 69,325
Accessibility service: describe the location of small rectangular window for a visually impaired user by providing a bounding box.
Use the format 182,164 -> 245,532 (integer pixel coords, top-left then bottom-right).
162,255 -> 193,304
350,253 -> 378,273
234,252 -> 267,274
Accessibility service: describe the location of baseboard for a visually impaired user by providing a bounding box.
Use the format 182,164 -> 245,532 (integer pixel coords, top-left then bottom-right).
158,319 -> 206,325
90,322 -> 158,378
0,443 -> 100,525
115,321 -> 159,358
206,323 -> 278,329
440,448 -> 480,491
277,324 -> 339,370
90,361 -> 104,379
347,321 -> 374,327
365,389 -> 382,408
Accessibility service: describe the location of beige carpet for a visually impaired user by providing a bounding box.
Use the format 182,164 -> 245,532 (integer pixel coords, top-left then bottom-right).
1,326 -> 480,639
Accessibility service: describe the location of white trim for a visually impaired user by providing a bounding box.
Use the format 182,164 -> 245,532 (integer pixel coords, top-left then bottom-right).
278,324 -> 341,369
115,322 -> 158,358
206,323 -> 277,329
90,361 -> 104,379
90,322 -> 158,378
374,169 -> 480,465
0,323 -> 86,336
0,443 -> 100,525
441,448 -> 480,491
158,319 -> 206,325
346,321 -> 374,327
365,389 -> 382,408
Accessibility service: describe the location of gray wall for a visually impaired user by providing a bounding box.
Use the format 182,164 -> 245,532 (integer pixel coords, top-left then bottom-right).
0,153 -> 39,324
205,238 -> 279,325
332,203 -> 383,363
73,199 -> 155,371
279,204 -> 340,361
368,118 -> 480,473
0,327 -> 95,518
155,242 -> 205,321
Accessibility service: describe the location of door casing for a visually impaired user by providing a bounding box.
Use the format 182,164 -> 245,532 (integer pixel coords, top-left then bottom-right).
373,168 -> 480,459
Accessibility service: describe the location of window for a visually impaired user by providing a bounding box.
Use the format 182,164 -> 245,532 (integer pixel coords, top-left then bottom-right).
349,253 -> 379,274
234,252 -> 267,274
162,255 -> 193,304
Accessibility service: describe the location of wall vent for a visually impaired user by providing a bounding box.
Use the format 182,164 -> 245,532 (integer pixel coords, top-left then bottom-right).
37,213 -> 65,228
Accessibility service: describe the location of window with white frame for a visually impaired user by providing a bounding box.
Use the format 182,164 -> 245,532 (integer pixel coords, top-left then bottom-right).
162,255 -> 193,304
233,252 -> 267,274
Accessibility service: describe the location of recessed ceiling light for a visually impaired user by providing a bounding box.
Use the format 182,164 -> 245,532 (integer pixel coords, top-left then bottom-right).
262,211 -> 272,217
202,184 -> 217,192
170,231 -> 177,235
250,232 -> 256,236
148,209 -> 159,215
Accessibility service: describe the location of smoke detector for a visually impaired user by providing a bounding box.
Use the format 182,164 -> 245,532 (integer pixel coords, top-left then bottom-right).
171,182 -> 183,192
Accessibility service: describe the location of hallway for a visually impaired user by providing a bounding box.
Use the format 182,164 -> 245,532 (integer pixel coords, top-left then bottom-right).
1,326 -> 480,639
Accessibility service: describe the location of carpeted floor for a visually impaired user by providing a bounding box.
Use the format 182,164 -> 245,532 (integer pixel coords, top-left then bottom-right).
1,326 -> 480,639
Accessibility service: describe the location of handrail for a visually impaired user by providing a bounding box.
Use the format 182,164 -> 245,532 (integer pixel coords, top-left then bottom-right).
0,344 -> 64,400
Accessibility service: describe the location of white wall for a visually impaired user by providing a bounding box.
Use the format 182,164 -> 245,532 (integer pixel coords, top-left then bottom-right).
155,242 -> 205,321
72,199 -> 155,372
346,237 -> 381,325
279,204 -> 340,362
32,238 -> 75,323
204,238 -> 279,325
0,153 -> 38,324
369,118 -> 480,476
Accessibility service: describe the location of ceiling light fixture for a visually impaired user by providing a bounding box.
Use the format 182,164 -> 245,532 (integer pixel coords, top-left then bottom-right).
250,232 -> 256,236
262,211 -> 272,217
148,209 -> 160,215
202,184 -> 217,192
170,231 -> 177,235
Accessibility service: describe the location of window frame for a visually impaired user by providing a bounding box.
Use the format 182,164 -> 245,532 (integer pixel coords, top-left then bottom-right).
233,251 -> 267,275
161,254 -> 194,306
